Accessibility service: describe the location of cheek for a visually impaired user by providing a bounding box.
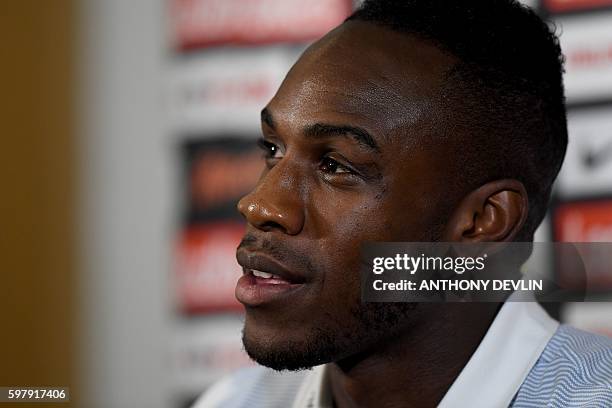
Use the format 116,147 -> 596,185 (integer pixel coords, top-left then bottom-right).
385,189 -> 446,241
310,187 -> 392,237
306,195 -> 394,298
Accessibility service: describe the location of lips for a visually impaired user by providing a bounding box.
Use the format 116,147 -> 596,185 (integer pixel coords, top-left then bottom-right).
236,249 -> 306,284
250,269 -> 292,284
235,249 -> 308,306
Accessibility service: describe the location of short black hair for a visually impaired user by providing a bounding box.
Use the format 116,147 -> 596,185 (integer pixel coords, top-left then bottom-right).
347,0 -> 567,240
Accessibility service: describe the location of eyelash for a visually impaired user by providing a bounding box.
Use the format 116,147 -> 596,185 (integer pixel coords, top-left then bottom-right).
257,138 -> 282,160
256,138 -> 355,176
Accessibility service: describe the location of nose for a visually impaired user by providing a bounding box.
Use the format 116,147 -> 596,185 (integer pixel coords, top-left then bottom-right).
237,164 -> 305,235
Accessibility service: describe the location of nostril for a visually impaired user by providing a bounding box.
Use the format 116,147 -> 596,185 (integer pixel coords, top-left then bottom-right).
258,220 -> 286,232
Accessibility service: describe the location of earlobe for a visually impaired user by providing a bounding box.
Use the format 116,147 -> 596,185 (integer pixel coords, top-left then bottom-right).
442,180 -> 528,243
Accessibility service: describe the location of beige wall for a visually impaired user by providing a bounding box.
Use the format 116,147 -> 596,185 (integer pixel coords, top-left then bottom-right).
0,1 -> 75,406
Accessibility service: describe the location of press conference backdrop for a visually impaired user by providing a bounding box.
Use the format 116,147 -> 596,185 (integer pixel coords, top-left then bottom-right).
164,1 -> 612,406
78,1 -> 612,407
165,0 -> 612,405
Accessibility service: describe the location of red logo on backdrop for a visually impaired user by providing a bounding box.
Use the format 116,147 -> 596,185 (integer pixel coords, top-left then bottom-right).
178,77 -> 276,107
554,200 -> 612,290
190,150 -> 262,211
175,222 -> 245,313
543,0 -> 612,12
567,43 -> 612,71
555,200 -> 612,242
171,0 -> 353,49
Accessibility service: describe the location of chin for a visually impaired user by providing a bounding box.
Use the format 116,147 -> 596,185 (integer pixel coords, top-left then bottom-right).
241,319 -> 338,371
240,301 -> 420,371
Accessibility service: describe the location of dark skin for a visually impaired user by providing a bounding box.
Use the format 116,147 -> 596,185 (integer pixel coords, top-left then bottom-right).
236,21 -> 528,408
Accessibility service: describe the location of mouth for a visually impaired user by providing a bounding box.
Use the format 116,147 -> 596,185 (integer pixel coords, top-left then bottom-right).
235,250 -> 308,307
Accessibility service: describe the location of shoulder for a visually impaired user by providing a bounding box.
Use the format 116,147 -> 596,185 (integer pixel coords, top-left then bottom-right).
544,325 -> 612,359
191,365 -> 310,408
513,325 -> 612,407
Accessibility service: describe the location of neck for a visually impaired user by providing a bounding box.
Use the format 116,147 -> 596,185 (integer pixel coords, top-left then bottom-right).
328,303 -> 500,408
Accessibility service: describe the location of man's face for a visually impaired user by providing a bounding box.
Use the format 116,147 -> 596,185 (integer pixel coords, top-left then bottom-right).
235,22 -> 458,370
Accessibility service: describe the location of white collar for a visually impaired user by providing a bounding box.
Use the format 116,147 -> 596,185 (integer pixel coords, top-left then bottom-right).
292,364 -> 331,408
293,299 -> 558,408
438,299 -> 558,407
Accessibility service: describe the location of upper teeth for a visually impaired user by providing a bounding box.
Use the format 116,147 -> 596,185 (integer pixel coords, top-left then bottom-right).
253,270 -> 274,279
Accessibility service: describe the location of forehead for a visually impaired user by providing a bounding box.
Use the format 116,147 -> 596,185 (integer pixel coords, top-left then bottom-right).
268,21 -> 456,141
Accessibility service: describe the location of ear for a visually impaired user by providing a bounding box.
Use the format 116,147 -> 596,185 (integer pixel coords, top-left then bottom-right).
442,179 -> 528,242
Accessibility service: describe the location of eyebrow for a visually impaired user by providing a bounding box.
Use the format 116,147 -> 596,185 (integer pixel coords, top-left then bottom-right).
261,108 -> 276,129
261,108 -> 380,153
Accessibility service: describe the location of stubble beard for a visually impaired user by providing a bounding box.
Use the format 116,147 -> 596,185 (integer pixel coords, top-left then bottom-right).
242,300 -> 419,371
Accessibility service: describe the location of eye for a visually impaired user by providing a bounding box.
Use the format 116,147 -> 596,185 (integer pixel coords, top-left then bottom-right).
257,138 -> 283,160
319,157 -> 352,174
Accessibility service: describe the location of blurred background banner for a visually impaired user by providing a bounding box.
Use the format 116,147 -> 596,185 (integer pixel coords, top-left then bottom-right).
554,200 -> 612,242
167,48 -> 300,134
557,11 -> 612,103
174,137 -> 262,313
557,107 -> 612,196
1,1 -> 612,407
170,0 -> 353,48
543,0 -> 612,13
